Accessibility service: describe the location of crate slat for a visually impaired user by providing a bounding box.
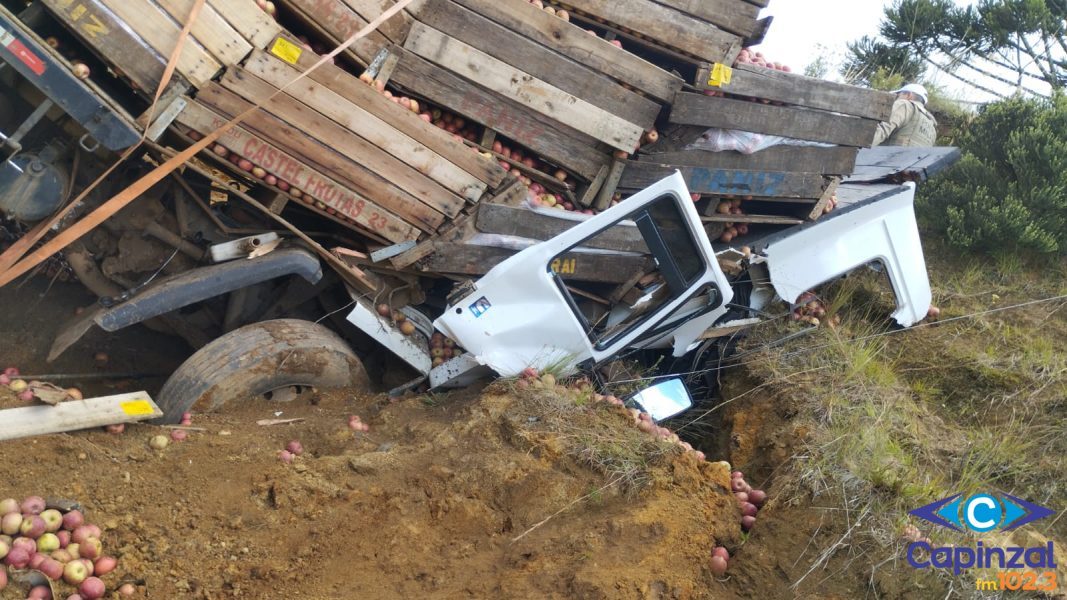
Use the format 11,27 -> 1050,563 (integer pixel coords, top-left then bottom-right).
97,0 -> 220,87
640,144 -> 859,176
476,204 -> 647,253
244,51 -> 487,207
153,0 -> 252,66
339,0 -> 413,43
695,63 -> 897,121
648,0 -> 761,38
619,162 -> 830,199
670,93 -> 878,148
404,22 -> 643,153
207,0 -> 283,49
422,242 -> 651,283
417,0 -> 659,129
278,0 -> 391,65
557,0 -> 741,63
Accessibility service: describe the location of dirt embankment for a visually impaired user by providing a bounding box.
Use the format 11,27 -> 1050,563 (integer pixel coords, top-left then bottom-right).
0,382 -> 752,600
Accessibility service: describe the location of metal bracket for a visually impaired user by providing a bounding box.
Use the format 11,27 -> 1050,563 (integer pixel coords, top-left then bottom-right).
146,96 -> 188,141
78,133 -> 100,153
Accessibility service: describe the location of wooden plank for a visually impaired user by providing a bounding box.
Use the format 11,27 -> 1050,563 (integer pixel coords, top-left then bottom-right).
0,392 -> 162,441
559,0 -> 741,63
177,100 -> 436,236
404,23 -> 643,152
619,162 -> 830,199
701,214 -> 803,225
391,47 -> 611,181
641,145 -> 860,175
579,164 -> 609,208
450,0 -> 681,103
196,87 -> 429,240
220,68 -> 469,219
282,42 -> 504,187
207,0 -> 283,48
244,50 -> 487,205
279,0 -> 391,65
698,64 -> 896,121
339,0 -> 413,43
39,0 -> 184,94
808,177 -> 840,221
152,0 -> 252,66
418,0 -> 659,129
422,243 -> 651,283
649,0 -> 760,37
669,93 -> 879,148
594,159 -> 626,210
476,203 -> 646,252
97,0 -> 220,87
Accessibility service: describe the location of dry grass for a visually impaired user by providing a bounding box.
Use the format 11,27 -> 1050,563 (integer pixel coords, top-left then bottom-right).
491,377 -> 680,494
730,246 -> 1067,597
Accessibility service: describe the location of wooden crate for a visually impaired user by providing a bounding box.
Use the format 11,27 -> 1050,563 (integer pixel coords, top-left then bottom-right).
275,0 -> 394,66
41,0 -> 281,90
177,100 -> 406,242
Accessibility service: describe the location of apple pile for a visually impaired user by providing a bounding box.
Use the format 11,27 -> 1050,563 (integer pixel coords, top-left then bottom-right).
429,332 -> 466,368
790,291 -> 840,328
712,198 -> 751,243
730,471 -> 767,533
1,367 -> 84,406
734,48 -> 791,72
0,496 -> 133,598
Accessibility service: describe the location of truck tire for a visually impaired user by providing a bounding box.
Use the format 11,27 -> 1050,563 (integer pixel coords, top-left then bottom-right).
155,319 -> 369,423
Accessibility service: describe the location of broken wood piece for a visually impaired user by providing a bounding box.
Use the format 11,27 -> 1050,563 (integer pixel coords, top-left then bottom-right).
256,418 -> 306,426
0,392 -> 162,442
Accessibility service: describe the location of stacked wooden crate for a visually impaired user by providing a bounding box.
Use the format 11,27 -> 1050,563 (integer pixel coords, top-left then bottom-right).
40,0 -> 282,91
275,0 -> 415,66
631,66 -> 896,236
174,44 -> 508,243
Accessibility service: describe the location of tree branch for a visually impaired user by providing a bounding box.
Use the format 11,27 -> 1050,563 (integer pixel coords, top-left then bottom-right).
934,41 -> 1047,95
922,54 -> 1009,99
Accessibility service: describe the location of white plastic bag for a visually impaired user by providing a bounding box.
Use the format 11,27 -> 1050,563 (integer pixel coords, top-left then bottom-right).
685,128 -> 835,154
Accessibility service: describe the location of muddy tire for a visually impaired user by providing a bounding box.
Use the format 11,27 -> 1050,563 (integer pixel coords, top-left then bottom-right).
155,319 -> 370,423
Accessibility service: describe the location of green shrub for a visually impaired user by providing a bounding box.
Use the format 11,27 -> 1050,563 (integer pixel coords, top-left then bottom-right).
919,94 -> 1067,255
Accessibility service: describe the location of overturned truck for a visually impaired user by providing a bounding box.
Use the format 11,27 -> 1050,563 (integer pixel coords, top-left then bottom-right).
0,0 -> 958,422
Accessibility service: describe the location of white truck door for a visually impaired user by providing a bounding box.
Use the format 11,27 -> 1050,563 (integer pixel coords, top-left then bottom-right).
434,172 -> 733,378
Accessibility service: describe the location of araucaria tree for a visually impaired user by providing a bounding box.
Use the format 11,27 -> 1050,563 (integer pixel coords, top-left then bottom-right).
844,0 -> 1065,98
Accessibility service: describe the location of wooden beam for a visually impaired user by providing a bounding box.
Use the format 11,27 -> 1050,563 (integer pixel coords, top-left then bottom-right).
0,393 -> 162,441
97,0 -> 220,87
640,145 -> 859,175
244,50 -> 488,205
559,0 -> 741,63
390,47 -> 611,180
619,162 -> 830,199
418,0 -> 659,129
669,93 -> 879,148
404,23 -> 643,152
476,203 -> 647,252
594,159 -> 626,210
696,63 -> 896,121
421,243 -> 651,283
808,177 -> 840,221
450,0 -> 681,103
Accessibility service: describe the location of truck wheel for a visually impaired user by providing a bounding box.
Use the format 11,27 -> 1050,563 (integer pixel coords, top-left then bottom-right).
155,319 -> 369,423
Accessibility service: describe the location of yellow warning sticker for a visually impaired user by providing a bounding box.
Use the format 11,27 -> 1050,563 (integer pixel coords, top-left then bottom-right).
270,38 -> 303,65
120,400 -> 156,416
707,63 -> 733,88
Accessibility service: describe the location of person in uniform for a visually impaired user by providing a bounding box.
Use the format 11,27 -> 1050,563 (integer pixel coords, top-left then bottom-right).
872,83 -> 938,146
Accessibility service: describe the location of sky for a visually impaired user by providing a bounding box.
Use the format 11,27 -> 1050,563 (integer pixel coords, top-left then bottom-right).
749,0 -> 1021,105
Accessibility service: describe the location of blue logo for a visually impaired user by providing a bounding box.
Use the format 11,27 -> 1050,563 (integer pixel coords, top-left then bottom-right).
910,493 -> 1054,533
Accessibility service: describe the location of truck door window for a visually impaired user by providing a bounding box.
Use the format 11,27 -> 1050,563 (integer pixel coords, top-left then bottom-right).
547,194 -> 709,351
